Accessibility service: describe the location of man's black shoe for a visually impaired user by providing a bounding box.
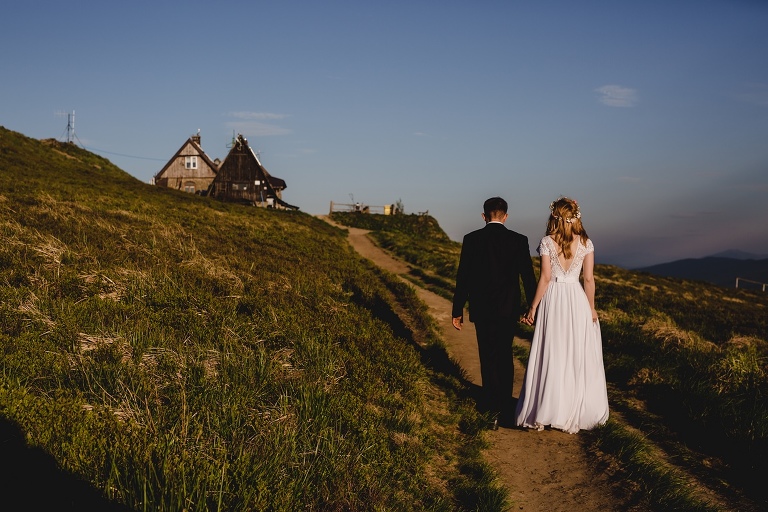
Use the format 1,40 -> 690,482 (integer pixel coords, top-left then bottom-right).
497,414 -> 515,429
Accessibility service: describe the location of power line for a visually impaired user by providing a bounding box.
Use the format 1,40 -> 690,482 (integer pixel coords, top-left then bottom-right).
83,146 -> 166,162
54,110 -> 166,162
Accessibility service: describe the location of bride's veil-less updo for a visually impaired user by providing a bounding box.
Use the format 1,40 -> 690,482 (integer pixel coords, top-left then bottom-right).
546,197 -> 589,260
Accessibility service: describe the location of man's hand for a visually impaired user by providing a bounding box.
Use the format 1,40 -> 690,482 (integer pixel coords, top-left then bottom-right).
452,317 -> 463,331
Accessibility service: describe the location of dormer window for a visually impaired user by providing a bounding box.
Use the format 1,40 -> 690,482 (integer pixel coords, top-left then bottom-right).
185,156 -> 198,169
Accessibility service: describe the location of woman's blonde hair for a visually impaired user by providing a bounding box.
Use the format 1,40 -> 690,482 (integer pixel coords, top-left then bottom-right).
546,197 -> 589,260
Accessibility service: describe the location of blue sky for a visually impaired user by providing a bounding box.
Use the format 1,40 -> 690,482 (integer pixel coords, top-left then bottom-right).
2,0 -> 767,267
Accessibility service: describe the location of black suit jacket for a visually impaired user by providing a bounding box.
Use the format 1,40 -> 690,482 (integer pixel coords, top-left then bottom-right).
452,222 -> 537,323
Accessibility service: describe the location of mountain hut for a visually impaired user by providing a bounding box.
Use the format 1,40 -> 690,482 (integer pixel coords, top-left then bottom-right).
153,132 -> 219,194
208,134 -> 298,210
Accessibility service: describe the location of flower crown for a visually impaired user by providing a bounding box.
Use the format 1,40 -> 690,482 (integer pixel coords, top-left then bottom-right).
550,199 -> 581,224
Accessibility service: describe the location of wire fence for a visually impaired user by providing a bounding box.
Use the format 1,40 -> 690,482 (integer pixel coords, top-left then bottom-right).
735,277 -> 767,292
329,201 -> 398,215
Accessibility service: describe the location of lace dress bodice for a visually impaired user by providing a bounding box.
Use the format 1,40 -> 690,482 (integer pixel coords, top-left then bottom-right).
538,236 -> 594,281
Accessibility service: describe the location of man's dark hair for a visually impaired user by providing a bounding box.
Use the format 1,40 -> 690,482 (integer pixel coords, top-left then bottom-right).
483,197 -> 508,218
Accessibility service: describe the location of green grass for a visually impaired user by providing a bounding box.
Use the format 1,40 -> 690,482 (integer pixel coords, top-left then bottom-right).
577,267 -> 768,510
589,419 -> 721,512
0,127 -> 506,511
329,211 -> 452,241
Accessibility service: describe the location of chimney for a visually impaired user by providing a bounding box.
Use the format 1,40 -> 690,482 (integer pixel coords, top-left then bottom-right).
192,129 -> 201,145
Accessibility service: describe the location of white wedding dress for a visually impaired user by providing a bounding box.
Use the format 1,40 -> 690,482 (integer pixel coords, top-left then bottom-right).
515,236 -> 609,434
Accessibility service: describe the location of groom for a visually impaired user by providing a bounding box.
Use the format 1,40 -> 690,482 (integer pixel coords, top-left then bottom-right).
452,197 -> 536,428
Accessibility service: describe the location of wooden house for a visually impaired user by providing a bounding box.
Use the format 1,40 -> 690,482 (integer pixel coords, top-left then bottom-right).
153,132 -> 219,194
208,134 -> 298,210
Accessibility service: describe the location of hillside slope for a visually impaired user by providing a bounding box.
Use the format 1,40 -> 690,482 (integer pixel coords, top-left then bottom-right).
347,213 -> 768,510
0,127 -> 491,511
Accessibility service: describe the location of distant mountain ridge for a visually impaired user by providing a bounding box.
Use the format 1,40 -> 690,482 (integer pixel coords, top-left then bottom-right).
708,249 -> 768,260
639,255 -> 768,289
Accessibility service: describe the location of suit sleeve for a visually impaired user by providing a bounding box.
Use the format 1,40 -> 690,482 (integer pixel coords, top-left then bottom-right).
452,235 -> 471,318
518,235 -> 537,310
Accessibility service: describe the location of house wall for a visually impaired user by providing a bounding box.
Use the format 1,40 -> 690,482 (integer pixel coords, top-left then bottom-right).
156,143 -> 217,193
212,182 -> 275,205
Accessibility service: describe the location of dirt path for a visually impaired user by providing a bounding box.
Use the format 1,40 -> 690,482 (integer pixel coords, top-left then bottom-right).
328,219 -> 621,511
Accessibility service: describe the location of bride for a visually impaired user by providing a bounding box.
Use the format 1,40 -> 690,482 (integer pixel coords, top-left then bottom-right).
515,197 -> 609,434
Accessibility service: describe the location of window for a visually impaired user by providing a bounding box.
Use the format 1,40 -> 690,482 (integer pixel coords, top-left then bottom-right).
185,156 -> 198,169
184,182 -> 195,193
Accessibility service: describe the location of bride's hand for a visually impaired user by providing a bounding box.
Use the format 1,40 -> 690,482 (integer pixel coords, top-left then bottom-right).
523,307 -> 536,325
591,308 -> 598,322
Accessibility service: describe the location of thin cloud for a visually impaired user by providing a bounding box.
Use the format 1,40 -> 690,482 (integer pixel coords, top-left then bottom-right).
227,111 -> 289,120
224,111 -> 291,136
669,210 -> 719,219
595,85 -> 638,107
225,121 -> 292,137
732,82 -> 768,107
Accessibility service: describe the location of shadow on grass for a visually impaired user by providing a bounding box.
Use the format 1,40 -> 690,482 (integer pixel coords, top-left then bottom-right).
606,395 -> 765,512
355,274 -> 512,429
0,415 -> 130,512
355,284 -> 482,399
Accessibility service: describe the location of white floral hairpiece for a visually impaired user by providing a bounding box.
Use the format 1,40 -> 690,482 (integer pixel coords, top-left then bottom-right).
550,199 -> 581,224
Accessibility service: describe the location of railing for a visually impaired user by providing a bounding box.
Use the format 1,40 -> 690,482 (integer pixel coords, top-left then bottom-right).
735,277 -> 767,292
329,201 -> 396,215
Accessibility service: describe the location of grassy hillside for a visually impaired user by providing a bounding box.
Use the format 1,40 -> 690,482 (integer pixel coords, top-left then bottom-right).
329,210 -> 451,240
0,127 -> 504,511
330,212 -> 461,299
351,213 -> 768,511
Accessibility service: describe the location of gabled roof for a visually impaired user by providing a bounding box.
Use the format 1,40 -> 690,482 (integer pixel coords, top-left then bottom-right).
248,141 -> 286,191
215,134 -> 286,191
154,135 -> 219,180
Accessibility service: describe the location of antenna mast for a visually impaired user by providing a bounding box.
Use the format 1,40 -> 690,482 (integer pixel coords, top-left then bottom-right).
67,110 -> 75,143
55,110 -> 76,143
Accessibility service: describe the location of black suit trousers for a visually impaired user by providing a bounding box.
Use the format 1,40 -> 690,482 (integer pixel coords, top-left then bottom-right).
474,317 -> 517,417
